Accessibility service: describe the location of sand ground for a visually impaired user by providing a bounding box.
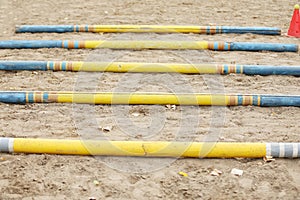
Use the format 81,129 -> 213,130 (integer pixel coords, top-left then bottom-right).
0,0 -> 299,199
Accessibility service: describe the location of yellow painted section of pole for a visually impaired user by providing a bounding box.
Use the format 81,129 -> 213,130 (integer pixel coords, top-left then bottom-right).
52,92 -> 230,105
92,25 -> 205,33
83,40 -> 209,49
84,41 -> 104,48
71,62 -> 218,73
70,62 -> 85,71
12,139 -> 267,158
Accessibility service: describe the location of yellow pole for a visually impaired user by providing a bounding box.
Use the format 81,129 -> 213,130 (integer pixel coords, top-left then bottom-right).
92,25 -> 208,33
16,25 -> 282,35
1,40 -> 297,52
10,138 -> 267,158
5,91 -> 294,106
92,25 -> 206,33
83,40 -> 209,49
68,62 -> 219,74
53,92 -> 229,105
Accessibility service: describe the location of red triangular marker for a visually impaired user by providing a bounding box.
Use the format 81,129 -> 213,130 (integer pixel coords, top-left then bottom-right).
288,4 -> 300,37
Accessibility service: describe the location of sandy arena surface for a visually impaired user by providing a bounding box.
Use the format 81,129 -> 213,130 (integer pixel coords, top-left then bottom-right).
0,0 -> 299,199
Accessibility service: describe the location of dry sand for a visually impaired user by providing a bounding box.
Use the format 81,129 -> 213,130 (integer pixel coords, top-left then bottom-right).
0,0 -> 299,199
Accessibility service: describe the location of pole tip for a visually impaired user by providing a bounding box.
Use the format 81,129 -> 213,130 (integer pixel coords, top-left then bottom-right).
294,4 -> 299,10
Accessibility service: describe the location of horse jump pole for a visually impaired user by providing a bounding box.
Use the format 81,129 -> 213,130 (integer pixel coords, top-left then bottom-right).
0,91 -> 299,107
0,40 -> 297,52
0,138 -> 298,158
0,61 -> 299,75
15,25 -> 281,35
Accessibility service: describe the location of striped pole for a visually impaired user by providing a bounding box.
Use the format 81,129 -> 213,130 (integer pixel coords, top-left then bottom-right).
0,91 -> 299,107
0,40 -> 297,52
0,61 -> 300,76
15,25 -> 281,35
0,138 -> 298,158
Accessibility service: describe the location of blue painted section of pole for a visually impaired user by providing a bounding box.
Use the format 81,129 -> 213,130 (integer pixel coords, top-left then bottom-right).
230,42 -> 298,52
15,25 -> 74,33
221,26 -> 281,35
0,41 -> 62,49
0,61 -> 48,71
0,92 -> 26,104
243,65 -> 300,76
260,95 -> 300,107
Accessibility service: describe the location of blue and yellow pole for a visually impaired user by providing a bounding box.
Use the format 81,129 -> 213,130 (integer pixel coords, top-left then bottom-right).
15,25 -> 281,35
0,91 -> 299,107
0,61 -> 300,76
0,40 -> 297,52
0,137 -> 299,158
